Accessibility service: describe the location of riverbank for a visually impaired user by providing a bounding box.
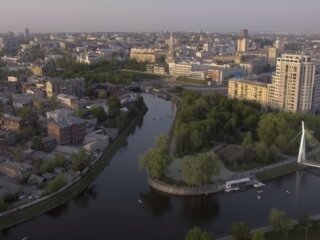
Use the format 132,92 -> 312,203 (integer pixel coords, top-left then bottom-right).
0,104 -> 148,231
217,213 -> 320,240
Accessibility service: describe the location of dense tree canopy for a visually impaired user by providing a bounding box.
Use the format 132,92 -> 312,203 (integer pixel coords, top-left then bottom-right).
139,135 -> 172,179
181,152 -> 220,186
185,227 -> 215,240
268,209 -> 294,235
174,91 -> 320,163
230,221 -> 250,240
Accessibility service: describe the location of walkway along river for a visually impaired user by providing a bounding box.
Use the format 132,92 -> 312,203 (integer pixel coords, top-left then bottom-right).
2,94 -> 320,240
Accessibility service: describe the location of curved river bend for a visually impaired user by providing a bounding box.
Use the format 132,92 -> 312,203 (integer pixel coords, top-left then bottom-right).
2,94 -> 320,240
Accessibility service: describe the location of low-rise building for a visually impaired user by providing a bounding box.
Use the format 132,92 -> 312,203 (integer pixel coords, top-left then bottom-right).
228,78 -> 268,105
0,116 -> 25,133
0,161 -> 31,182
47,117 -> 86,146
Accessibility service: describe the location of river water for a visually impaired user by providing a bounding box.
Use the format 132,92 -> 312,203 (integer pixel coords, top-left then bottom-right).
2,94 -> 320,240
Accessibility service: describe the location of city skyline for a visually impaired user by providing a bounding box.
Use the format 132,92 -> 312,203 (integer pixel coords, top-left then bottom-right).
1,0 -> 320,33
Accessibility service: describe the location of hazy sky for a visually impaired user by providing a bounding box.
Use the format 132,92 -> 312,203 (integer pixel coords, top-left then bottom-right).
1,0 -> 320,33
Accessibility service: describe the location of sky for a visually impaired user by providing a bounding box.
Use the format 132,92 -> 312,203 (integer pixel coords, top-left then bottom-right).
0,0 -> 320,33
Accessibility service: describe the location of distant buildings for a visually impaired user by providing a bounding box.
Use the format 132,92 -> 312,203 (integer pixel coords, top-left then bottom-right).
237,29 -> 249,53
208,67 -> 245,85
0,116 -> 25,133
130,48 -> 156,63
228,54 -> 320,113
46,78 -> 85,98
30,65 -> 44,76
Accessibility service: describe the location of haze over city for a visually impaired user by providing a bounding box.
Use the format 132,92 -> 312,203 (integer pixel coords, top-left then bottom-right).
2,1 -> 320,240
1,0 -> 320,33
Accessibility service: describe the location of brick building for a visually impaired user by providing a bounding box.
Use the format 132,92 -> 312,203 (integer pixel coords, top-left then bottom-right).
47,117 -> 86,146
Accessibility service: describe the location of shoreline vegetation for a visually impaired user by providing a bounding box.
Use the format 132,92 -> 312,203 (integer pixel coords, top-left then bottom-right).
141,91 -> 319,195
0,103 -> 148,231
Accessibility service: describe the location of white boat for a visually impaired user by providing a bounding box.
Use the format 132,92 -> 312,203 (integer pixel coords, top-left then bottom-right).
21,237 -> 29,240
286,190 -> 291,194
253,182 -> 266,188
224,187 -> 240,193
138,200 -> 143,204
257,195 -> 261,200
257,190 -> 264,194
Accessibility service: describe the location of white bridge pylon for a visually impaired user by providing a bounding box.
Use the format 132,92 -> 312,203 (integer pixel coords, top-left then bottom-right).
297,121 -> 320,168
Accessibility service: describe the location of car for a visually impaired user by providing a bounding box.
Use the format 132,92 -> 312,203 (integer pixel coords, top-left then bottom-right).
19,195 -> 26,200
28,196 -> 33,200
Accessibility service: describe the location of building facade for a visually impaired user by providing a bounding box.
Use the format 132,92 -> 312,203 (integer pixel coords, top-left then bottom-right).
228,78 -> 268,105
46,78 -> 85,98
47,117 -> 86,146
267,54 -> 319,112
130,48 -> 156,63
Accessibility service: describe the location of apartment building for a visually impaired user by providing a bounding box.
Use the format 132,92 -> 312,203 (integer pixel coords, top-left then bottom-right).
228,78 -> 268,105
267,54 -> 319,112
46,78 -> 85,97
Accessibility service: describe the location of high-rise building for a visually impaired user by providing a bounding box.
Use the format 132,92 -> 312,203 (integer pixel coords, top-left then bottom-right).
267,54 -> 320,112
237,29 -> 249,53
25,28 -> 30,38
167,32 -> 175,63
240,29 -> 249,38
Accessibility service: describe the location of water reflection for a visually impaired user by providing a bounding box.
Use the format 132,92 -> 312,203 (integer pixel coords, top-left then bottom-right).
0,228 -> 9,238
46,202 -> 70,218
73,185 -> 98,208
139,189 -> 172,216
179,195 -> 220,222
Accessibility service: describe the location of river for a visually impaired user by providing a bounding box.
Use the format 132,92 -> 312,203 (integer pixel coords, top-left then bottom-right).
2,94 -> 320,240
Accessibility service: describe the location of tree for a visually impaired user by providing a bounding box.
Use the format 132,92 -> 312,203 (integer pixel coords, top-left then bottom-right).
74,109 -> 86,118
0,198 -> 7,212
255,142 -> 278,164
251,230 -> 265,240
98,90 -> 107,99
185,227 -> 214,240
11,146 -> 24,162
31,136 -> 44,151
43,174 -> 68,196
19,126 -> 37,142
242,132 -> 254,148
91,107 -> 107,123
17,107 -> 34,119
49,96 -> 59,110
181,152 -> 220,186
230,221 -> 250,240
107,96 -> 121,116
269,209 -> 294,235
139,135 -> 172,179
115,112 -> 128,130
71,150 -> 90,171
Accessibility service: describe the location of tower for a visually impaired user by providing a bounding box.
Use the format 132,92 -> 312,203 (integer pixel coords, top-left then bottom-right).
167,32 -> 175,63
297,121 -> 306,164
25,28 -> 30,39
